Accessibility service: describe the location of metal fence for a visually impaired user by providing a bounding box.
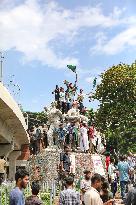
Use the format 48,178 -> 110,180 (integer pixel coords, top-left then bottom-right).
0,180 -> 58,205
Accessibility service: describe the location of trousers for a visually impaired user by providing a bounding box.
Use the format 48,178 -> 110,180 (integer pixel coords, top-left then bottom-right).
120,181 -> 128,199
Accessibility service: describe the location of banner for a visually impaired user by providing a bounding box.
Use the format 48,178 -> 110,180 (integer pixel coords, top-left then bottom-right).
70,154 -> 76,174
91,155 -> 105,176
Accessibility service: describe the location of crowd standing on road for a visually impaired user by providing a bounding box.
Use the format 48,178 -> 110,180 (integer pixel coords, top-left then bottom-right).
8,82 -> 136,205
8,151 -> 136,205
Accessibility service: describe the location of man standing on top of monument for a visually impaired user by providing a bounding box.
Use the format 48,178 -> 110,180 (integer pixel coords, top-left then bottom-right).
59,87 -> 66,114
77,88 -> 85,114
60,145 -> 71,175
57,123 -> 67,149
52,85 -> 60,102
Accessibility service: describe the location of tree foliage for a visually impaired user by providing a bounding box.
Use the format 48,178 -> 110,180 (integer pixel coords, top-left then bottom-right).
93,62 -> 136,153
24,111 -> 48,129
85,108 -> 95,125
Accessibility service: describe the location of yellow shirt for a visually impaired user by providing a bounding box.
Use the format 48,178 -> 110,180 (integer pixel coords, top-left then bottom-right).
84,187 -> 103,205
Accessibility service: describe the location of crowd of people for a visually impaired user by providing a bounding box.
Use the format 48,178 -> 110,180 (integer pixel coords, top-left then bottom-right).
58,145 -> 136,205
28,124 -> 49,155
9,150 -> 136,205
52,82 -> 89,114
28,80 -> 99,154
28,120 -> 106,155
15,81 -> 135,205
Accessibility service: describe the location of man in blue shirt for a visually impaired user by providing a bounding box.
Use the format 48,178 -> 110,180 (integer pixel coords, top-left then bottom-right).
118,156 -> 130,201
9,169 -> 29,205
57,123 -> 66,149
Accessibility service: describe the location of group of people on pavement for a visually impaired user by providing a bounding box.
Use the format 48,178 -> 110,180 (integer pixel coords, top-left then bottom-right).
8,141 -> 136,205
9,166 -> 136,205
58,144 -> 136,205
107,153 -> 136,202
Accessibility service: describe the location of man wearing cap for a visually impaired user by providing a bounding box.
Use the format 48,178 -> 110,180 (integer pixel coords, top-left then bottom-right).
80,170 -> 92,205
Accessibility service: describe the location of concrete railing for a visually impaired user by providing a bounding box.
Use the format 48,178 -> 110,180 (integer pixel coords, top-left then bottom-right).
0,82 -> 29,145
0,83 -> 27,131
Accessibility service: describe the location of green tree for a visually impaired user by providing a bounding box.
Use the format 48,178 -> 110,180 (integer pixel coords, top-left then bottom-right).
24,111 -> 48,129
85,108 -> 95,125
93,62 -> 136,153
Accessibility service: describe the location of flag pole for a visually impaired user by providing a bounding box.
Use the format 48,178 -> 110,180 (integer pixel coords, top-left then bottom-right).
75,73 -> 77,84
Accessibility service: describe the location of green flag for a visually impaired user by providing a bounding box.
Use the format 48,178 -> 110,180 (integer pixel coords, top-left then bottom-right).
67,65 -> 76,73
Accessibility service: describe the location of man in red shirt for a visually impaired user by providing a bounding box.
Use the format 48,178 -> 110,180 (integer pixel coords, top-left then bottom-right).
105,153 -> 110,172
88,125 -> 95,153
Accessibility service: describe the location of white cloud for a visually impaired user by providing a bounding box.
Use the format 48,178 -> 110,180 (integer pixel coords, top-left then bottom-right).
91,24 -> 136,55
0,0 -> 126,68
110,6 -> 126,19
102,27 -> 136,54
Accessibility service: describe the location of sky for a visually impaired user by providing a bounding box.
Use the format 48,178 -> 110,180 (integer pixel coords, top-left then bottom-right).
0,0 -> 136,112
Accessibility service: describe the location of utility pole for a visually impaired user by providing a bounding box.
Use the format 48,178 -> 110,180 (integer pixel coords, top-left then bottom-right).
0,52 -> 4,82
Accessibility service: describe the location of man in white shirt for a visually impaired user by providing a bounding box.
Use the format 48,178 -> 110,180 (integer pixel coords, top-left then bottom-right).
84,174 -> 113,205
59,87 -> 66,114
80,170 -> 92,205
108,158 -> 117,197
